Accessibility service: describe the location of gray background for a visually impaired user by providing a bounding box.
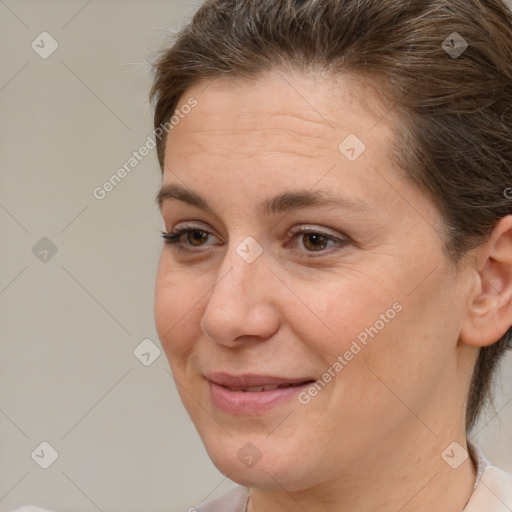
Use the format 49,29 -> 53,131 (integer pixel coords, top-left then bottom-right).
0,1 -> 511,511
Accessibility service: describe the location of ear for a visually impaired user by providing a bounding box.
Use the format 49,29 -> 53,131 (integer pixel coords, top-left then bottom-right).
460,215 -> 512,348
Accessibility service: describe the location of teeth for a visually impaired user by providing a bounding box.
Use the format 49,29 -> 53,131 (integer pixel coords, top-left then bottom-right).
229,385 -> 274,392
228,384 -> 295,392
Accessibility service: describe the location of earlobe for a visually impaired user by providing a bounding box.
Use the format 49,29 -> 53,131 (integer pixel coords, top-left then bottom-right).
459,215 -> 512,348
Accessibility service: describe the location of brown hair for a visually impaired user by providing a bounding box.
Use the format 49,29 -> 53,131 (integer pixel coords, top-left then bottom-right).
149,0 -> 512,431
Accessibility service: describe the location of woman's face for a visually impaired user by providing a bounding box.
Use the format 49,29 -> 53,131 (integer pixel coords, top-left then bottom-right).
154,70 -> 475,490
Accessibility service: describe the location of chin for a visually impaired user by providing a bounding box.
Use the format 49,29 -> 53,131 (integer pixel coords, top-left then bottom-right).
198,429 -> 318,491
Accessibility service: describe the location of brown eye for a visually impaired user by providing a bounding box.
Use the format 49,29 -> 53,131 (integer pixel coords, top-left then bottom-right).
187,230 -> 209,246
162,227 -> 219,249
286,225 -> 350,255
302,233 -> 329,251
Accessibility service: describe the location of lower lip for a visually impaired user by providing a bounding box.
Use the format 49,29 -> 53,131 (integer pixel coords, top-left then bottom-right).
208,381 -> 313,415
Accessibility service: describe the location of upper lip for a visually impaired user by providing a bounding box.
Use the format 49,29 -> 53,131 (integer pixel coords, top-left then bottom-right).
205,372 -> 315,387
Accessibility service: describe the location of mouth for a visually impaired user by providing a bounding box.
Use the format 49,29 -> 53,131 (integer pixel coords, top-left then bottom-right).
205,372 -> 316,415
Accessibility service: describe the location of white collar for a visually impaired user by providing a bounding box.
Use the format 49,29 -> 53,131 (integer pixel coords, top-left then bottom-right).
464,442 -> 512,511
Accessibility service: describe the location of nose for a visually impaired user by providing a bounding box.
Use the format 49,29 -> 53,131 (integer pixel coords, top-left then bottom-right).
199,245 -> 280,347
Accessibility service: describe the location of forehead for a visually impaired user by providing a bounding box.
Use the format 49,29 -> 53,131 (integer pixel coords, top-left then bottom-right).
158,69 -> 412,226
164,70 -> 396,160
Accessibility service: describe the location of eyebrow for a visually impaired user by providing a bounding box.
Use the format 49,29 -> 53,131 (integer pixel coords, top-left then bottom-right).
155,184 -> 372,216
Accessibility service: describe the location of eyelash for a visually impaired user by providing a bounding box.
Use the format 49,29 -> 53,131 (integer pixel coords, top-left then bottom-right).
161,225 -> 350,255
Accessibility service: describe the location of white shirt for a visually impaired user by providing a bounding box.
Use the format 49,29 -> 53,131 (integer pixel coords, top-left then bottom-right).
7,444 -> 512,512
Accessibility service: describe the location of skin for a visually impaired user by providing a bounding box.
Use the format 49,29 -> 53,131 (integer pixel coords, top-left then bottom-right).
154,69 -> 512,512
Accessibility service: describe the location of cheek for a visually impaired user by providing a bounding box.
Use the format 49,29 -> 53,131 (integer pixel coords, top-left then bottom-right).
288,273 -> 397,363
341,271 -> 462,412
154,259 -> 205,363
289,264 -> 450,401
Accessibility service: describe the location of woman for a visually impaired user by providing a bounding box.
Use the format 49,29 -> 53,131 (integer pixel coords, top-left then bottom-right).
150,0 -> 512,510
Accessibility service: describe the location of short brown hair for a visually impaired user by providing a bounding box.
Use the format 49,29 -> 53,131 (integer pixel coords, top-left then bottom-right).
149,0 -> 512,431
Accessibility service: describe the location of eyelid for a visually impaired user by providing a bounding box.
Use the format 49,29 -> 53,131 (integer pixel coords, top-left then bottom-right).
287,224 -> 348,240
170,220 -> 213,231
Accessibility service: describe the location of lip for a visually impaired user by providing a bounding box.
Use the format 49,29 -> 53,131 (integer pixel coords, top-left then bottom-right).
205,372 -> 316,415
